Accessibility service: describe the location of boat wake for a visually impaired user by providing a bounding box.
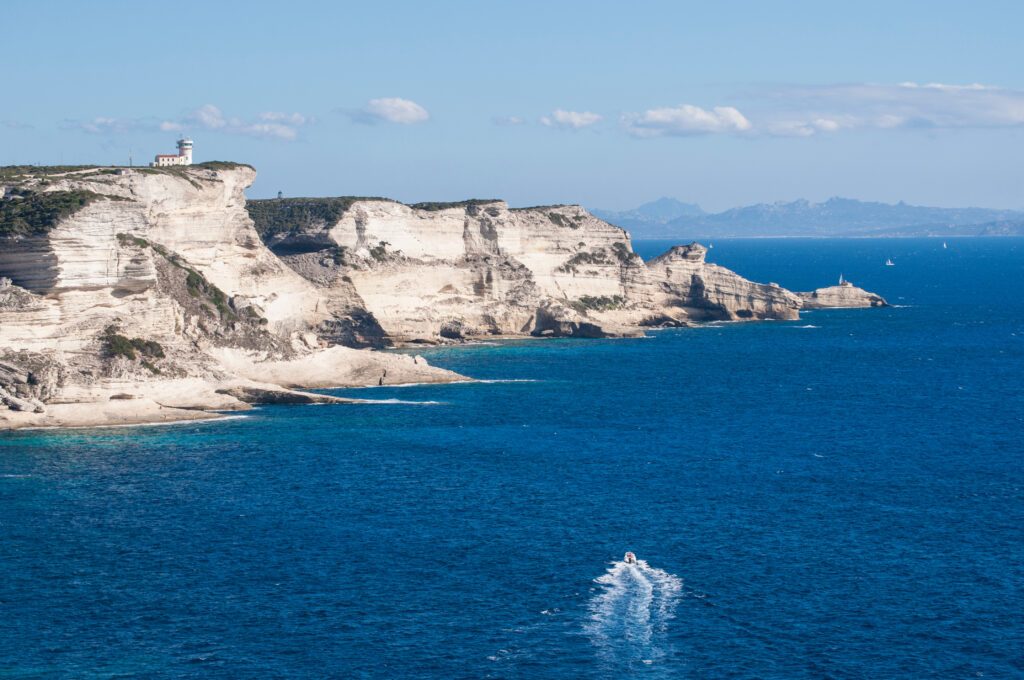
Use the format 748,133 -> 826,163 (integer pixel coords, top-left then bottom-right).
584,557 -> 682,669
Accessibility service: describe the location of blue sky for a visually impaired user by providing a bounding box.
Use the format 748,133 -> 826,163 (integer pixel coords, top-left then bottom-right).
2,0 -> 1022,210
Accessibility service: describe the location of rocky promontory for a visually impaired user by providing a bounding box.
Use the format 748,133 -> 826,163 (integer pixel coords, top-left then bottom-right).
246,198 -> 834,341
1,163 -> 886,429
799,282 -> 888,309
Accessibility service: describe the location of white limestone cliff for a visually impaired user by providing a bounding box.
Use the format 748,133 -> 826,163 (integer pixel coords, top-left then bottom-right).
251,199 -> 848,342
1,164 -> 886,429
0,166 -> 462,429
645,243 -> 803,322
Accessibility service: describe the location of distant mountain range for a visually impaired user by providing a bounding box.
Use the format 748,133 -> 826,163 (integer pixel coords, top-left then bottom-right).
591,197 -> 1024,239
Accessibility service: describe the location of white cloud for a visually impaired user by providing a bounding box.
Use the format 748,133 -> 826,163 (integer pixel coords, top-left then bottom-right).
259,111 -> 311,126
64,105 -> 311,141
68,116 -> 143,134
619,82 -> 1024,139
166,105 -> 310,140
540,109 -> 602,129
493,115 -> 525,126
246,123 -> 300,140
760,82 -> 1024,134
349,97 -> 430,125
2,120 -> 34,130
189,104 -> 227,129
764,117 -> 843,137
625,104 -> 751,137
897,82 -> 990,92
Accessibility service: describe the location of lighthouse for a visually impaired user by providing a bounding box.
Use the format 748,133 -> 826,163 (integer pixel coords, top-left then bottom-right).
177,138 -> 193,164
151,138 -> 194,167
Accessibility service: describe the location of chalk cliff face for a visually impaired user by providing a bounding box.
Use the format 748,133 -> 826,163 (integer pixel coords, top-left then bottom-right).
250,199 -> 816,341
0,164 -> 886,429
645,243 -> 802,321
251,199 -> 650,341
0,166 -> 460,429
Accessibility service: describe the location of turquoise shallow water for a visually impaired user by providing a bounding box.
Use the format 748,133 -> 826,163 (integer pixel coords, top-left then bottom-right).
2,238 -> 1022,678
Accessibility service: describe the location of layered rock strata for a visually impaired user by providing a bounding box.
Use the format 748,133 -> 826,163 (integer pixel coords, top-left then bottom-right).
1,164 -> 886,429
250,198 -> 879,343
0,166 -> 461,429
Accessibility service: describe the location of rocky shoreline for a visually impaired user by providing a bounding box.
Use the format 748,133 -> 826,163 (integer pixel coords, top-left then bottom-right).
1,164 -> 885,430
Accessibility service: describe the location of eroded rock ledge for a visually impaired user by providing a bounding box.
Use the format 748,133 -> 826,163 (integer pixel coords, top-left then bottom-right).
799,283 -> 888,309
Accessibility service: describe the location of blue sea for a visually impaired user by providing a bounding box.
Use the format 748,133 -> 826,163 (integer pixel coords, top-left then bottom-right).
3,238 -> 1022,678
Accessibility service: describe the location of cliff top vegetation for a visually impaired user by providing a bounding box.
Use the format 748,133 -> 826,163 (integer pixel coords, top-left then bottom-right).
409,199 -> 502,211
0,189 -> 105,236
0,161 -> 252,183
246,196 -> 396,240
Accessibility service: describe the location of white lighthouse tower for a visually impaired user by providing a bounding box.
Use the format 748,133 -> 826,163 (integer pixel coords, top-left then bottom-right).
176,138 -> 193,165
151,138 -> 194,167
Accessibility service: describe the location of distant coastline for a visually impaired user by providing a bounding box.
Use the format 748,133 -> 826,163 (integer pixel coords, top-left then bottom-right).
593,197 -> 1024,240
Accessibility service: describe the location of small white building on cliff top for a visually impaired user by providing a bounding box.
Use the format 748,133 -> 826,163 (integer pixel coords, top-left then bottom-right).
151,138 -> 193,167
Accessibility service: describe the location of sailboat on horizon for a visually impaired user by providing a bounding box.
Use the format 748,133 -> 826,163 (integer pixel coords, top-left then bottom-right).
885,258 -> 895,266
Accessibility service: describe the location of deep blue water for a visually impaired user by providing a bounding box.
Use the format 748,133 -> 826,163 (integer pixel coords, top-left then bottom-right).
2,238 -> 1022,678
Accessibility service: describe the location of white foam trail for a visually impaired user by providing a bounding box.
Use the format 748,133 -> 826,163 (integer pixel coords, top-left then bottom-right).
473,379 -> 541,384
584,558 -> 683,668
321,381 -> 453,389
335,378 -> 537,389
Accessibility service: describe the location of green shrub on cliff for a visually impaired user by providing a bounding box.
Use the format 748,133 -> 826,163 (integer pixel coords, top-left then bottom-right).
115,232 -> 243,323
103,332 -> 138,360
116,233 -> 150,248
184,269 -> 235,320
557,250 -> 610,272
0,189 -> 103,236
611,241 -> 637,263
569,295 -> 625,313
102,327 -> 165,362
510,204 -> 571,213
546,211 -> 587,229
193,161 -> 254,170
0,165 -> 99,181
409,199 -> 500,211
246,197 -> 395,241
